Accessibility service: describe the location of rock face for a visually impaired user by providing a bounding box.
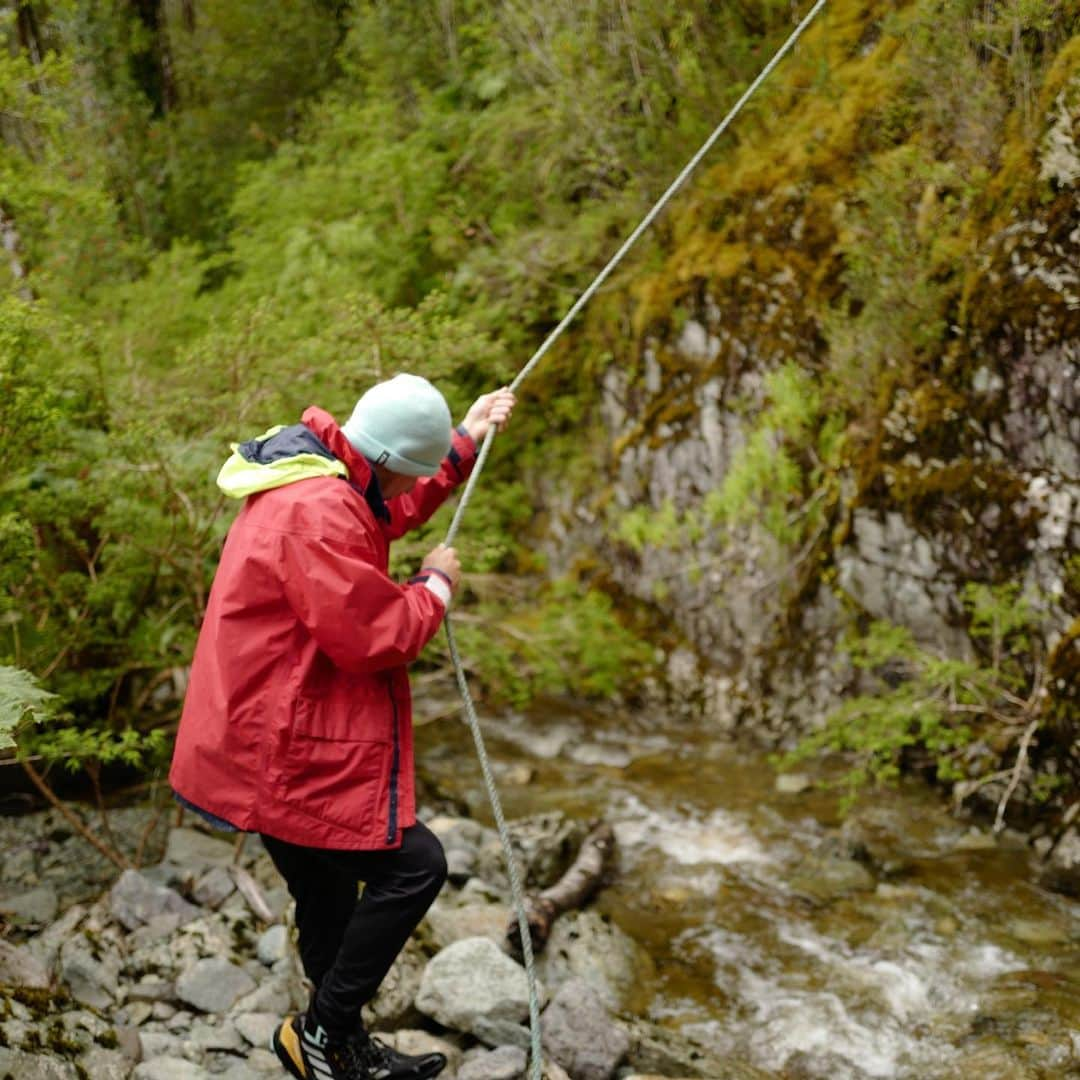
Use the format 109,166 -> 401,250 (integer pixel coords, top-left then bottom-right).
544,42 -> 1080,834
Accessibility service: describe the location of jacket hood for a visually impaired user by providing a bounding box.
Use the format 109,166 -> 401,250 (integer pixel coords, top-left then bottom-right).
217,420 -> 348,499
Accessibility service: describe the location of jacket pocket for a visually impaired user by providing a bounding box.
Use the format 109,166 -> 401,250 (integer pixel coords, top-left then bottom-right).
276,694 -> 393,834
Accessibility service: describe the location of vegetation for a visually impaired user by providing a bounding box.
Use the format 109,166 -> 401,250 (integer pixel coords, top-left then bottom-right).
1,0 -> 1077,839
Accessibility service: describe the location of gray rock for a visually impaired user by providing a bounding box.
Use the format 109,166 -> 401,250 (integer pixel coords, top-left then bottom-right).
0,938 -> 51,988
128,975 -> 176,1002
541,979 -> 629,1080
459,1045 -> 528,1080
425,892 -> 509,950
379,1030 -> 464,1076
0,883 -> 58,923
192,866 -> 235,908
256,924 -> 288,966
165,826 -> 236,871
217,1048 -> 283,1077
139,1031 -> 186,1058
59,933 -> 121,1008
25,902 -> 85,972
133,1057 -> 212,1080
235,1011 -> 280,1048
416,937 -> 544,1037
623,1017 -> 763,1079
176,956 -> 256,1013
787,853 -> 876,905
537,911 -> 655,1011
363,937 -> 426,1030
78,1047 -> 131,1080
472,1017 -> 532,1050
188,1017 -> 246,1053
115,1024 -> 143,1062
0,1048 -> 79,1078
110,869 -> 200,931
232,973 -> 294,1015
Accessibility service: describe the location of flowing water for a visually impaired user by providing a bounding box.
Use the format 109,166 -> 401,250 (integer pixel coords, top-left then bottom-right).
417,708 -> 1080,1079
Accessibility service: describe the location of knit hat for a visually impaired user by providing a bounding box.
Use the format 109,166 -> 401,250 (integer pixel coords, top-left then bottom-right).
341,374 -> 452,477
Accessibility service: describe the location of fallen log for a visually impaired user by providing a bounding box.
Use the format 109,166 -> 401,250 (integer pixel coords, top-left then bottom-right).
505,821 -> 616,959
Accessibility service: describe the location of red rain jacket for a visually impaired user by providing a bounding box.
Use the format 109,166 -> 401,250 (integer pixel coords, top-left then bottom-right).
169,406 -> 475,849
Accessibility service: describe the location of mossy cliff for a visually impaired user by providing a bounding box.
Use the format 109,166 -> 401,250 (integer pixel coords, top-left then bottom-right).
541,0 -> 1080,836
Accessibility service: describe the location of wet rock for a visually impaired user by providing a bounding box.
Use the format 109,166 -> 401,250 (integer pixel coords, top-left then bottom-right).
416,937 -> 544,1037
459,1044 -> 528,1080
541,978 -> 629,1080
1038,826 -> 1080,898
775,773 -> 812,795
787,853 -> 876,905
622,1017 -> 739,1079
537,910 -> 655,1010
110,868 -> 200,931
165,826 -> 236,871
176,956 -> 256,1013
0,938 -> 51,988
0,883 -> 58,924
1007,917 -> 1071,947
937,1040 -> 1039,1080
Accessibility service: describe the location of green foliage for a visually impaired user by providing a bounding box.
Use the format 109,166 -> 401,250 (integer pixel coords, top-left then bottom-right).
0,665 -> 58,750
780,583 -> 1052,811
706,362 -> 840,547
447,579 -> 656,709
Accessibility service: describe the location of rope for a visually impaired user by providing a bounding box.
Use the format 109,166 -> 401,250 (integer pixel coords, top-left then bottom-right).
440,3 -> 828,1075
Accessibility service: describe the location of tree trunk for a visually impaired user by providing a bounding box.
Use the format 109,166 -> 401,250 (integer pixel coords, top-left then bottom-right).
506,821 -> 616,959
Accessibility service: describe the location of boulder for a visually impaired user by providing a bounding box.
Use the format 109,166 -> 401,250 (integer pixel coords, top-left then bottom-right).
192,866 -> 235,908
416,937 -> 544,1038
536,911 -> 654,1011
541,979 -> 629,1080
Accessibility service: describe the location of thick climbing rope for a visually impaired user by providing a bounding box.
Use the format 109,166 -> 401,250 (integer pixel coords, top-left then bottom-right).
440,2 -> 828,1075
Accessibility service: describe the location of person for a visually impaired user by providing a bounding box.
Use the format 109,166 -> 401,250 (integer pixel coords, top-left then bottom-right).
169,374 -> 515,1080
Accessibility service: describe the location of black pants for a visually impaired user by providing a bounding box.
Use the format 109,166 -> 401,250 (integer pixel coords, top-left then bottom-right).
261,822 -> 447,1039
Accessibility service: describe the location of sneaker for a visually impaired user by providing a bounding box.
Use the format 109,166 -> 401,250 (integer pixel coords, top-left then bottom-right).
291,1012 -> 447,1080
271,1014 -> 306,1080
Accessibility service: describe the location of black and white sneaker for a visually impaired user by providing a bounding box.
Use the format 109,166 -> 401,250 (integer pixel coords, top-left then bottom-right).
298,1013 -> 446,1080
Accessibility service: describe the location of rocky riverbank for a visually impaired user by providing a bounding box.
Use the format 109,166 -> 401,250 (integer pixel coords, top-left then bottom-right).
0,807 -> 763,1080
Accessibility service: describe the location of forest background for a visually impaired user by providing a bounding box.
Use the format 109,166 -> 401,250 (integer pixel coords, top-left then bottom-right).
1,0 -> 1078,848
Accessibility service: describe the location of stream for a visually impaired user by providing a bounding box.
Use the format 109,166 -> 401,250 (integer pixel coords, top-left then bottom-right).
417,707 -> 1080,1080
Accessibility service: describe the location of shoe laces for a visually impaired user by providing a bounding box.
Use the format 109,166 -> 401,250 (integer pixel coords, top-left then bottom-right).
341,1033 -> 395,1079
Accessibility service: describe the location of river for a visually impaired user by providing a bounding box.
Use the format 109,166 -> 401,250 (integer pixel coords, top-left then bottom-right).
417,707 -> 1080,1079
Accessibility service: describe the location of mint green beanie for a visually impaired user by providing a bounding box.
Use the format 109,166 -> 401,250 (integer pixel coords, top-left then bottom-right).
341,374 -> 452,477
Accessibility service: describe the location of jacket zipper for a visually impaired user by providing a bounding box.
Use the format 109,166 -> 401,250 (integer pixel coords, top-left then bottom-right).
386,679 -> 400,844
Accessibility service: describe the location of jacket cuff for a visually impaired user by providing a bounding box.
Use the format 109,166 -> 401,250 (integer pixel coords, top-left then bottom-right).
446,425 -> 477,483
409,571 -> 452,609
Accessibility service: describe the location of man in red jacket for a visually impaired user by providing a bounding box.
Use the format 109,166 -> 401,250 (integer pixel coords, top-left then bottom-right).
170,374 -> 514,1080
